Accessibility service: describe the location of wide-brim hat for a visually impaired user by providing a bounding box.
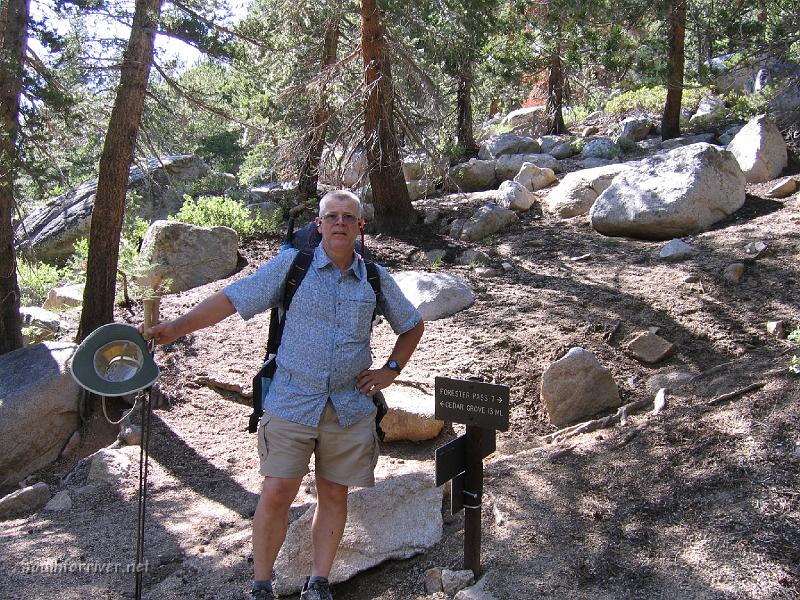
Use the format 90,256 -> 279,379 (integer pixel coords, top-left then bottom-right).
70,323 -> 159,396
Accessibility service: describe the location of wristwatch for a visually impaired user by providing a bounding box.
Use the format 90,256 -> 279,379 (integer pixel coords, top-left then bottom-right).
384,359 -> 402,374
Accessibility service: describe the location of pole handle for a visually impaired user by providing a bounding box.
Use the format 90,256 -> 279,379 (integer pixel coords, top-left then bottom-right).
142,297 -> 161,340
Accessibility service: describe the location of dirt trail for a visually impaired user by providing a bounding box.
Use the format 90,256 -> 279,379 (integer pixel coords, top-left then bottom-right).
1,169 -> 799,600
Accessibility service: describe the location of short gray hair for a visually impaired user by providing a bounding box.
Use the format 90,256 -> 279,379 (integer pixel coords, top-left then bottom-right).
319,190 -> 362,218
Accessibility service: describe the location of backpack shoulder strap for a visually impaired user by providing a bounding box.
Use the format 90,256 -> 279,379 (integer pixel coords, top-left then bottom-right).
364,261 -> 383,316
283,248 -> 314,312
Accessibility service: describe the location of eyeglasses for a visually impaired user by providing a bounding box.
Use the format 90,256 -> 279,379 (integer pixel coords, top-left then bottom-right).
321,212 -> 358,225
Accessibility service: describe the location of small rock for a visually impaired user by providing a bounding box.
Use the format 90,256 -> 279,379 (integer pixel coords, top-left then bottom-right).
626,331 -> 675,364
582,126 -> 599,137
87,447 -> 134,485
765,177 -> 797,199
659,239 -> 697,261
44,490 -> 72,512
424,249 -> 447,265
442,569 -> 474,595
744,240 -> 769,257
119,424 -> 142,446
766,320 -> 785,338
501,262 -> 513,272
425,567 -> 444,594
0,482 -> 51,519
456,249 -> 491,266
723,263 -> 745,284
474,267 -> 501,278
684,275 -> 700,283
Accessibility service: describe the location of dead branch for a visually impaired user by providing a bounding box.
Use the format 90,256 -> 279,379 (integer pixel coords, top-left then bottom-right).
603,319 -> 622,343
707,382 -> 766,406
544,398 -> 652,444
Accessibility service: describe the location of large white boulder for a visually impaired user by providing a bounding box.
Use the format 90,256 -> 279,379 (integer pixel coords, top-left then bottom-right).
496,181 -> 534,211
274,460 -> 442,595
0,482 -> 51,519
392,271 -> 474,320
137,220 -> 239,293
540,347 -> 621,426
726,115 -> 788,183
447,159 -> 497,192
690,95 -> 726,125
42,283 -> 84,311
495,153 -> 559,181
579,137 -> 619,160
478,133 -> 540,159
590,143 -> 746,240
546,164 -> 630,218
616,117 -> 652,142
0,342 -> 81,486
380,386 -> 443,442
453,204 -> 518,242
514,162 -> 557,192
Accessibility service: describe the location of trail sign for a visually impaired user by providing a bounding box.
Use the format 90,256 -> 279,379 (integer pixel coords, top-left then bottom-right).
435,377 -> 510,431
433,376 -> 511,579
435,429 -> 496,487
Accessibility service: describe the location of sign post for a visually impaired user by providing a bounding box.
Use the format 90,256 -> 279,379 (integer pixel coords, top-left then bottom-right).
434,377 -> 510,578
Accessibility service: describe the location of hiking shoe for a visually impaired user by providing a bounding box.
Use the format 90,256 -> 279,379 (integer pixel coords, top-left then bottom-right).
248,588 -> 275,600
300,578 -> 333,600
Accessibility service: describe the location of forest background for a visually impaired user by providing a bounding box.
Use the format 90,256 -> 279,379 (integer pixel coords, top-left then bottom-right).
1,0 -> 799,354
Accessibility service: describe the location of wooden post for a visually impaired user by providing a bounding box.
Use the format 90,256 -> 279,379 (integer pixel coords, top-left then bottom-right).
142,297 -> 160,341
463,425 -> 484,578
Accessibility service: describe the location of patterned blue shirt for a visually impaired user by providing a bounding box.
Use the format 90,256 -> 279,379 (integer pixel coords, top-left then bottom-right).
223,245 -> 421,428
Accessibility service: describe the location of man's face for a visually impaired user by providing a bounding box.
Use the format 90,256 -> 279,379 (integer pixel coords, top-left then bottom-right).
317,198 -> 361,255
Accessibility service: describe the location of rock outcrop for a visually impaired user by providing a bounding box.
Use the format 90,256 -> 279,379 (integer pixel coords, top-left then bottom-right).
590,143 -> 746,240
0,342 -> 81,486
137,220 -> 239,293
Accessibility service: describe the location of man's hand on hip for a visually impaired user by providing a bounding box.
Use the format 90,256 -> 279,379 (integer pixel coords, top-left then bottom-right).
357,367 -> 398,396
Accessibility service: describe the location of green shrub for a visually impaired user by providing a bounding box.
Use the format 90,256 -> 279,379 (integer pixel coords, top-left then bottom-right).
563,105 -> 592,127
17,261 -> 69,306
605,85 -> 711,117
726,87 -> 773,121
170,194 -> 280,239
790,328 -> 800,374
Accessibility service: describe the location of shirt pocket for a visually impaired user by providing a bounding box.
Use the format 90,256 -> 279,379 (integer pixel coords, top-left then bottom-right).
339,290 -> 375,343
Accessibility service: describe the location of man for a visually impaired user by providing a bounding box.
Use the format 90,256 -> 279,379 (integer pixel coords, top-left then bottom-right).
143,190 -> 424,600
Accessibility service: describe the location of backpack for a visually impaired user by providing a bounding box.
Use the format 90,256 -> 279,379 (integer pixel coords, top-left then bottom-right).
247,220 -> 387,437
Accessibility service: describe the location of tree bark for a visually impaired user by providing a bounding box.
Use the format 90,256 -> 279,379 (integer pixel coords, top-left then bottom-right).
546,48 -> 567,134
661,0 -> 686,141
297,11 -> 340,203
456,62 -> 479,158
77,0 -> 163,341
0,0 -> 29,355
360,0 -> 414,232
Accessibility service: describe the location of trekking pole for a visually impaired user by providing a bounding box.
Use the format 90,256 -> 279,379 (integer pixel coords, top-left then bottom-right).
135,297 -> 160,599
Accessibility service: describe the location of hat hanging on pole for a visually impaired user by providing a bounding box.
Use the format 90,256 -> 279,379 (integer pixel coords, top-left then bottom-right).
70,323 -> 160,396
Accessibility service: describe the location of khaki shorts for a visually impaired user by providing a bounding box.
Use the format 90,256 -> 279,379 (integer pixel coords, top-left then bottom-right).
257,402 -> 379,488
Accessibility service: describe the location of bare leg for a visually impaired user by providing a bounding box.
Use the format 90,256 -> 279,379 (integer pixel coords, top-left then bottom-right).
252,476 -> 303,581
311,476 -> 349,577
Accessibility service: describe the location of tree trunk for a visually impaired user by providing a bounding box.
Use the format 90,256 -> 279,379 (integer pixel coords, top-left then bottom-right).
546,48 -> 567,134
360,0 -> 414,232
456,62 -> 479,158
77,0 -> 163,341
661,0 -> 686,141
297,11 -> 340,203
0,0 -> 28,355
